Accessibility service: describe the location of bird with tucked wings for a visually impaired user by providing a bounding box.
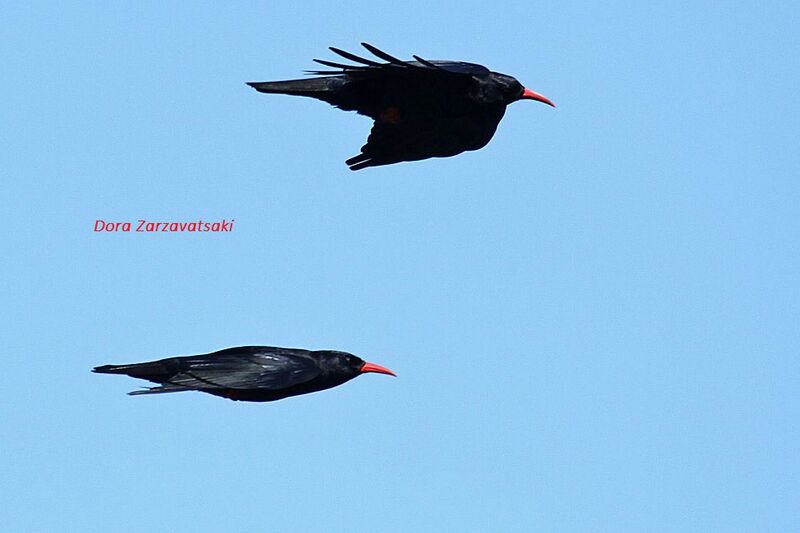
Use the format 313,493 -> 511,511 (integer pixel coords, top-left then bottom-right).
93,346 -> 396,402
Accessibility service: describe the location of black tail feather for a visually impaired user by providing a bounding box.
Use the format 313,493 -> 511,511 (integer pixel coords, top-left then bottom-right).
246,77 -> 342,97
92,364 -> 133,374
92,360 -> 176,381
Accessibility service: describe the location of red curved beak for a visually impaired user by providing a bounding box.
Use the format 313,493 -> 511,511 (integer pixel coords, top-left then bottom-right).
521,88 -> 555,107
360,361 -> 397,377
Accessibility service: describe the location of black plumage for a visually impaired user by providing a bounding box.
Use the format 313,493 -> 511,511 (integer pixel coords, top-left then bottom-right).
93,346 -> 396,402
247,43 -> 554,170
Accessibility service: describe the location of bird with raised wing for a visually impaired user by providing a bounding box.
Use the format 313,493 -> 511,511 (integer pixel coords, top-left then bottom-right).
93,346 -> 396,402
247,43 -> 554,170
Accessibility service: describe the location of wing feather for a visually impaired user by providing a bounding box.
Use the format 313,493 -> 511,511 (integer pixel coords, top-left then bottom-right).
329,46 -> 381,66
302,45 -> 489,83
313,58 -> 360,70
412,55 -> 444,69
165,349 -> 321,390
347,108 -> 504,170
361,42 -> 413,67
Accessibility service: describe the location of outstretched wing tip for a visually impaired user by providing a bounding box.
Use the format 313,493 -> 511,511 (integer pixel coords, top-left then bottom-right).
345,154 -> 375,171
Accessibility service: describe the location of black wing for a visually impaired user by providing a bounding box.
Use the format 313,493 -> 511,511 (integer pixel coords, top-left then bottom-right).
345,109 -> 505,170
308,44 -> 502,170
305,43 -> 490,115
308,43 -> 490,78
127,347 -> 322,395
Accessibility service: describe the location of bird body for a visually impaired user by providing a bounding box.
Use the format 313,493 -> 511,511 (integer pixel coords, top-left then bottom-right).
93,346 -> 395,402
248,43 -> 554,170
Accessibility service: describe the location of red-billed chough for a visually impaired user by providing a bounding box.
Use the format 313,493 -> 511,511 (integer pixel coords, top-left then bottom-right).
93,346 -> 396,402
247,43 -> 554,170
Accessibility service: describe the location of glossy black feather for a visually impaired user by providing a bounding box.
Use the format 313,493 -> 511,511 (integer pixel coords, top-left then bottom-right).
247,43 -> 551,170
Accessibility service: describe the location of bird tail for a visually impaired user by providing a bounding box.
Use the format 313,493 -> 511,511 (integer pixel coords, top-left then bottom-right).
93,360 -> 192,396
92,359 -> 178,380
246,77 -> 344,98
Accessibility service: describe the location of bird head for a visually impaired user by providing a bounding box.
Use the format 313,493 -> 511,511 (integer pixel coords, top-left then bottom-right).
492,72 -> 555,107
323,351 -> 397,378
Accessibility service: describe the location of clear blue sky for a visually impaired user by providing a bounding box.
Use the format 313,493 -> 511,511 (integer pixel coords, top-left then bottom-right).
2,2 -> 798,531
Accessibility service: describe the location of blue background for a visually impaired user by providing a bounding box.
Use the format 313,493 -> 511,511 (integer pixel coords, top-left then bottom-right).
2,2 -> 798,531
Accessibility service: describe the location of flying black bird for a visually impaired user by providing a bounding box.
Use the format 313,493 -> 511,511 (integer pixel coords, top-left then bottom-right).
93,346 -> 396,402
247,42 -> 554,170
